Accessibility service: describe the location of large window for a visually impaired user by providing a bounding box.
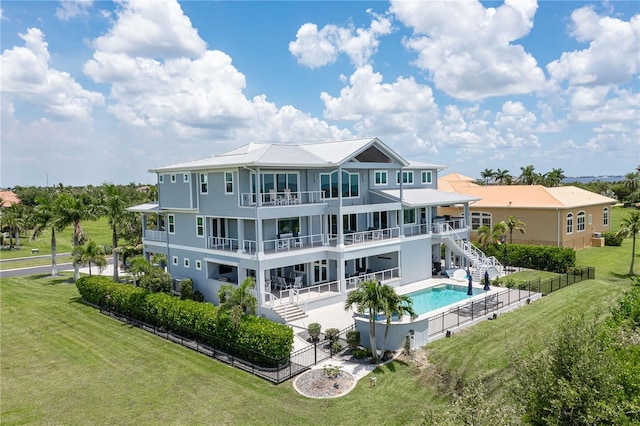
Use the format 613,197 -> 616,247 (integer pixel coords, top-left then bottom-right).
278,217 -> 299,235
168,214 -> 175,234
343,214 -> 357,231
396,171 -> 414,185
252,172 -> 298,194
374,171 -> 387,186
200,173 -> 208,194
421,171 -> 432,184
566,213 -> 573,234
603,207 -> 609,226
224,171 -> 234,194
577,211 -> 586,232
471,212 -> 491,230
196,216 -> 204,237
404,209 -> 416,224
320,171 -> 359,199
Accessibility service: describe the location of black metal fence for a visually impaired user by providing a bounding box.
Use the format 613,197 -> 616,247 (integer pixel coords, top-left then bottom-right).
97,301 -> 354,384
427,266 -> 595,338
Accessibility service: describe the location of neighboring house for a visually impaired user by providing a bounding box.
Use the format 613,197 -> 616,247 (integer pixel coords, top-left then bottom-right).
129,138 -> 483,321
438,174 -> 616,250
0,190 -> 21,208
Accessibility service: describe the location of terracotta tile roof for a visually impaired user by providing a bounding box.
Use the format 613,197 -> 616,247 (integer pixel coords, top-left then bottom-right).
0,190 -> 21,208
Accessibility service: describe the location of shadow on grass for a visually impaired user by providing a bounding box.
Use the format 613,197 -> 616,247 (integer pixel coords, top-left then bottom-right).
373,359 -> 409,375
33,273 -> 74,285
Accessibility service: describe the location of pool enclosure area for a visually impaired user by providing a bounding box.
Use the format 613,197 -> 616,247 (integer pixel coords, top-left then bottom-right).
353,279 -> 542,353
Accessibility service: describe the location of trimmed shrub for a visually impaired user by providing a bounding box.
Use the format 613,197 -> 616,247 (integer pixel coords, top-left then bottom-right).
331,341 -> 343,354
308,323 -> 321,341
346,330 -> 360,349
325,328 -> 340,343
179,278 -> 194,300
353,347 -> 372,359
603,232 -> 623,246
483,243 -> 576,273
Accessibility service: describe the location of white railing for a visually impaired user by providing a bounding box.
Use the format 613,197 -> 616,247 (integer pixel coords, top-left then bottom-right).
144,229 -> 166,242
262,233 -> 325,252
343,226 -> 400,245
431,218 -> 466,233
243,240 -> 257,253
345,267 -> 401,290
240,190 -> 325,207
403,223 -> 429,237
279,280 -> 340,309
207,236 -> 239,251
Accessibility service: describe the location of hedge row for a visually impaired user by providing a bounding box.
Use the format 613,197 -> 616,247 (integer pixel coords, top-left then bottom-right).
76,276 -> 293,367
482,243 -> 576,272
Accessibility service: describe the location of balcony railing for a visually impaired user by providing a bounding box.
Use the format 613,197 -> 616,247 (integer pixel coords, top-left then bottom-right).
144,229 -> 166,242
431,218 -> 466,234
345,267 -> 401,290
402,223 -> 429,237
262,233 -> 325,253
240,190 -> 324,207
342,226 -> 400,246
207,236 -> 257,253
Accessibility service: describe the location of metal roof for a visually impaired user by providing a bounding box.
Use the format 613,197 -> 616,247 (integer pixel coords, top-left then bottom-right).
373,188 -> 480,207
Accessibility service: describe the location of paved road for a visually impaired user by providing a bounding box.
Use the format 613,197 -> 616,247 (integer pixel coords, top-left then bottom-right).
0,258 -> 114,279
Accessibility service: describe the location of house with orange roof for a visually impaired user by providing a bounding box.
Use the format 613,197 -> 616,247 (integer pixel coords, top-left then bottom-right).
438,174 -> 616,250
0,190 -> 21,208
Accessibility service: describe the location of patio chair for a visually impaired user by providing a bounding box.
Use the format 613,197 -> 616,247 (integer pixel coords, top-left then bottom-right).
276,276 -> 288,290
292,276 -> 303,290
268,189 -> 277,205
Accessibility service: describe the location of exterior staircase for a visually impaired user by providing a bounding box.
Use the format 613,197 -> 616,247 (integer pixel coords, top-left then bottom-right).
273,302 -> 307,322
440,225 -> 503,282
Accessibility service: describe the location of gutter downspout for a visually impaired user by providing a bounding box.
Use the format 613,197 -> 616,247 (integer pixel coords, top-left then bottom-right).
556,208 -> 560,247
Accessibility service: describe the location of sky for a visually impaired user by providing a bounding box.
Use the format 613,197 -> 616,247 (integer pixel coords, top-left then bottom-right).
1,0 -> 639,187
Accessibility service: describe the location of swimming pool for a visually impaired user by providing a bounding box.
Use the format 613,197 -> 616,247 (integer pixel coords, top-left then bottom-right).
408,283 -> 474,315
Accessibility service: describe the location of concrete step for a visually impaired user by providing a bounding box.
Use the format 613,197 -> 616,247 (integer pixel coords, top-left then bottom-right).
273,303 -> 307,322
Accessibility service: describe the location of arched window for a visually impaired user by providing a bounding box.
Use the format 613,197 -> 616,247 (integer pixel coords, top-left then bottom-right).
577,211 -> 586,232
566,213 -> 573,234
471,212 -> 492,230
603,207 -> 609,226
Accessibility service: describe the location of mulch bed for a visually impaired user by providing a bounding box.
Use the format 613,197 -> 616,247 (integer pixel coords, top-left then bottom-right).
293,369 -> 356,398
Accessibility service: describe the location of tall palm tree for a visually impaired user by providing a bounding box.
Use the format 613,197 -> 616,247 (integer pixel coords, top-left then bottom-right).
623,172 -> 640,203
56,192 -> 101,282
379,285 -> 416,360
544,168 -> 566,187
102,183 -> 131,282
480,169 -> 494,185
494,169 -> 512,185
503,215 -> 526,244
72,240 -> 107,276
31,193 -> 63,276
218,277 -> 258,315
1,204 -> 27,248
616,211 -> 640,275
476,222 -> 507,249
344,279 -> 383,363
518,165 -> 537,185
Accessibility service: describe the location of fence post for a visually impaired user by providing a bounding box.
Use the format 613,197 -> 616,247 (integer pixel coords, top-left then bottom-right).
314,340 -> 317,365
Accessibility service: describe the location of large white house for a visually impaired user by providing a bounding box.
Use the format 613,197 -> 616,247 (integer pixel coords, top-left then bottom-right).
129,138 -> 491,322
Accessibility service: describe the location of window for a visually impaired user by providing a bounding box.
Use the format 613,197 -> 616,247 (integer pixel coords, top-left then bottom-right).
278,217 -> 299,235
471,212 -> 491,230
603,207 -> 609,226
421,171 -> 432,184
577,211 -> 586,232
374,171 -> 387,186
404,209 -> 416,224
184,258 -> 190,268
396,171 -> 414,185
172,256 -> 178,266
566,213 -> 573,234
171,174 -> 176,183
343,214 -> 357,231
195,260 -> 202,270
321,171 -> 338,199
168,214 -> 175,234
196,216 -> 204,237
159,174 -> 164,183
224,171 -> 234,194
200,173 -> 208,194
320,171 -> 358,199
183,173 -> 190,183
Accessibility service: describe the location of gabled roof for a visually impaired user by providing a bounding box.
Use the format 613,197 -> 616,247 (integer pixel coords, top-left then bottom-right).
149,137 -> 409,173
0,190 -> 21,208
373,188 -> 480,207
437,174 -> 616,209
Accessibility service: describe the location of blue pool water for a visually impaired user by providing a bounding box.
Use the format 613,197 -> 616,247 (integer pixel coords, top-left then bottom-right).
408,284 -> 474,315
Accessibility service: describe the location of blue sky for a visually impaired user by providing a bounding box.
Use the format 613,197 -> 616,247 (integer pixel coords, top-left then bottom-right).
1,0 -> 638,187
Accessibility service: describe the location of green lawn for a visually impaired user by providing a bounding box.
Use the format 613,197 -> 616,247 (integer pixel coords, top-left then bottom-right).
1,206 -> 638,424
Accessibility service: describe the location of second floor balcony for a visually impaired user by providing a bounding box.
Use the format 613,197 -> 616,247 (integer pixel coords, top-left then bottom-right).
143,229 -> 167,242
240,190 -> 324,207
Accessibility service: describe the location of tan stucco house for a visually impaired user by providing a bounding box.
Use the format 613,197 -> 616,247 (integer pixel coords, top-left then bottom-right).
438,174 -> 616,250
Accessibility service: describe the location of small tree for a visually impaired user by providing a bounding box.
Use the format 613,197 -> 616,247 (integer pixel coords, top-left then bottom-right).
308,323 -> 321,342
616,211 -> 640,275
346,330 -> 360,349
502,215 -> 525,244
218,277 -> 257,315
344,279 -> 384,363
72,241 -> 107,276
179,278 -> 194,300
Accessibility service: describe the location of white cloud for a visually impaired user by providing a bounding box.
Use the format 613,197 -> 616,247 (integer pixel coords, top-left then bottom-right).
547,7 -> 639,87
570,89 -> 640,123
289,10 -> 393,68
92,0 -> 207,59
391,0 -> 545,100
0,28 -> 104,120
56,0 -> 93,21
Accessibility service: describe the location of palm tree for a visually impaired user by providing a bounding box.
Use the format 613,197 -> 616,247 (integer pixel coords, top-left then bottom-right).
56,192 -> 101,282
1,204 -> 27,248
518,165 -> 537,185
379,285 -> 416,360
616,211 -> 640,275
72,240 -> 107,276
31,193 -> 64,276
344,279 -> 383,363
476,222 -> 507,249
480,169 -> 494,185
623,172 -> 640,203
218,277 -> 258,315
544,168 -> 566,187
503,215 -> 526,244
494,169 -> 512,185
102,184 -> 131,282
